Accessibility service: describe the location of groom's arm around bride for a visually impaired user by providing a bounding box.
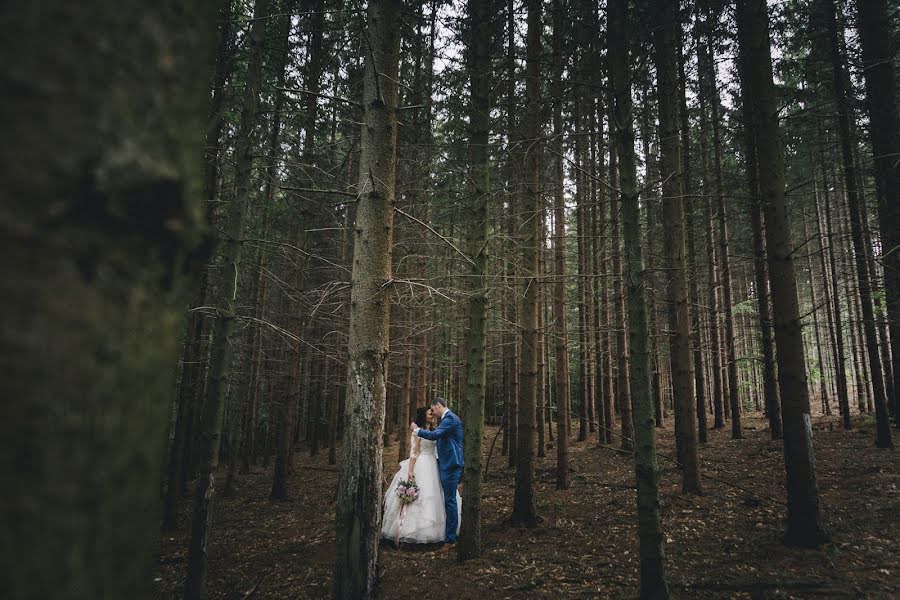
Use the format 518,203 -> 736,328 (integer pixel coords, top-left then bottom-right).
410,396 -> 464,544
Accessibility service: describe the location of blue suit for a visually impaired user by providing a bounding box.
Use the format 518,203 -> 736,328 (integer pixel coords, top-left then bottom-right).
416,410 -> 464,543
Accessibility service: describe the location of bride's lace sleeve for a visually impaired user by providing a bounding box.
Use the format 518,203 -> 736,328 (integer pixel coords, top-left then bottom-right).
409,434 -> 419,459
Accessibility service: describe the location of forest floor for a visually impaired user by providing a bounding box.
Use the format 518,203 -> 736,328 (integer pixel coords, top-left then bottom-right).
155,412 -> 900,599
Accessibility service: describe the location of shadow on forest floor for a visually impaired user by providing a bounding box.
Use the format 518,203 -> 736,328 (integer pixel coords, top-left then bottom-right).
155,412 -> 900,599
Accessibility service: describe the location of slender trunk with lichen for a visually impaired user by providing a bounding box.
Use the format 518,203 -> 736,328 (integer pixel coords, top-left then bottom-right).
610,0 -> 669,596
511,0 -> 540,528
333,1 -> 401,597
458,0 -> 491,561
551,0 -> 571,488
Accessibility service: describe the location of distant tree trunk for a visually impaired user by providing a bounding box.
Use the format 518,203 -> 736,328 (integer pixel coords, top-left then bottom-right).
696,18 -> 725,429
537,207 -> 548,458
510,0 -> 541,529
611,0 -> 670,596
653,0 -> 701,494
551,0 -> 571,488
855,0 -> 900,426
638,84 -> 664,432
333,0 -> 401,597
503,0 -> 520,461
737,54 -> 783,438
163,0 -> 235,531
819,0 -> 892,447
608,85 -> 635,453
576,97 -> 590,443
678,26 -> 708,445
802,208 -> 830,415
736,0 -> 828,548
698,0 -> 741,435
184,0 -> 269,596
816,147 -> 853,427
811,171 -> 839,417
458,0 -> 492,560
0,0 -> 214,596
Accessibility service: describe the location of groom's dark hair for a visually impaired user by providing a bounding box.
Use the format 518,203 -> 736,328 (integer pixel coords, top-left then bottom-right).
431,396 -> 447,408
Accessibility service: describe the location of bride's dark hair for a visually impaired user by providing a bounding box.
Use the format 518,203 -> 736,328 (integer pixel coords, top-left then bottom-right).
414,407 -> 433,430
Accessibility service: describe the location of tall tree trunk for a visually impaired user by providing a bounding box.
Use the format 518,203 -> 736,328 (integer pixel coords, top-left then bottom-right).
576,98 -> 590,443
654,0 -> 701,494
820,0 -> 891,447
271,0 -> 324,500
610,0 -> 669,596
184,0 -> 269,596
510,0 -> 540,528
802,208 -> 830,415
333,1 -> 401,597
551,0 -> 571,488
458,0 -> 492,560
608,85 -> 635,453
856,0 -> 900,426
738,58 -> 783,439
678,25 -> 709,445
701,0 -> 741,436
696,18 -> 725,429
163,0 -> 235,531
817,147 -> 853,427
736,0 -> 828,547
0,0 -> 214,596
811,170 -> 839,417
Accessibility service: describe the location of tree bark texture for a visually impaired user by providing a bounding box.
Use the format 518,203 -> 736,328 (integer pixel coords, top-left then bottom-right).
333,1 -> 401,597
0,0 -> 215,597
736,0 -> 828,548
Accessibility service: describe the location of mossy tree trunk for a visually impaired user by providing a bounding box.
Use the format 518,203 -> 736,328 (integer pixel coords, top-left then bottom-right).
333,1 -> 401,597
0,0 -> 214,597
458,0 -> 492,561
610,0 -> 669,596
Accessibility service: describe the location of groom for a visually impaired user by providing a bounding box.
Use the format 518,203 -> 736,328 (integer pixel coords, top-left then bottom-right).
411,396 -> 463,546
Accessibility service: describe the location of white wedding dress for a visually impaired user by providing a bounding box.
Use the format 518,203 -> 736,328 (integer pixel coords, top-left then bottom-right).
381,434 -> 461,544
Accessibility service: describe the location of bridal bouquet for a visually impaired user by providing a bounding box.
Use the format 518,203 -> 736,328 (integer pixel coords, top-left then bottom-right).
396,479 -> 420,505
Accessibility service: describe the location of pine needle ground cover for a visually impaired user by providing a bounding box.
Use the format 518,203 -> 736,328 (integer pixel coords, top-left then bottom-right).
155,413 -> 899,599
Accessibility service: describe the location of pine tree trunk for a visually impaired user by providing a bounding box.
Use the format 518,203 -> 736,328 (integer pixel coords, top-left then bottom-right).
736,0 -> 828,547
820,0 -> 891,446
551,0 -> 571,489
184,0 -> 269,595
856,0 -> 900,426
0,0 -> 214,596
458,0 -> 492,559
333,1 -> 401,596
737,58 -> 783,438
678,28 -> 709,445
653,1 -> 701,494
608,87 -> 635,452
511,0 -> 541,528
696,21 -> 725,429
611,0 -> 669,596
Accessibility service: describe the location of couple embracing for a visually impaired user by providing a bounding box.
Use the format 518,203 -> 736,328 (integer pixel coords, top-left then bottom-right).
381,397 -> 464,548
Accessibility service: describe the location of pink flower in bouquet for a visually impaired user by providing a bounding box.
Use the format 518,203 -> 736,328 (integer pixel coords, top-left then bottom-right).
396,479 -> 420,505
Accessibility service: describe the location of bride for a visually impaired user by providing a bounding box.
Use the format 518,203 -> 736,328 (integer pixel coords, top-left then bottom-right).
382,407 -> 461,545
